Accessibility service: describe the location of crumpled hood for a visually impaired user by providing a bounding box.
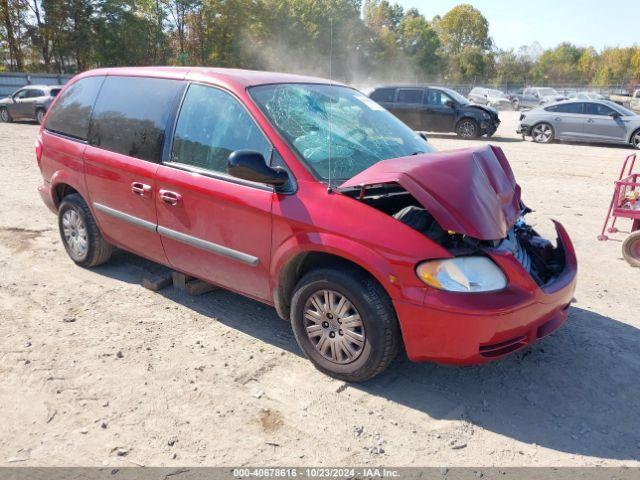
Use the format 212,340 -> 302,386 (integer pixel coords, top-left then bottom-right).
469,104 -> 498,116
339,145 -> 522,241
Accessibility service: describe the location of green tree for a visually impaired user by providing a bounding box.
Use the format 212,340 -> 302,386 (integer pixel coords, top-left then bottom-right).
436,3 -> 491,56
397,9 -> 441,76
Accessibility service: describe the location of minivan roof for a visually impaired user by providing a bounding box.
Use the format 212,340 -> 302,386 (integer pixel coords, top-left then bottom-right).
73,67 -> 341,90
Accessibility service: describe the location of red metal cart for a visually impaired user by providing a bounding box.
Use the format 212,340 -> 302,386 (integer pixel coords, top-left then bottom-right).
598,153 -> 640,267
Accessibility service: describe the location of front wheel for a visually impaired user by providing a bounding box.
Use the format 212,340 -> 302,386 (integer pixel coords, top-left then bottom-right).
531,122 -> 554,143
622,231 -> 640,267
631,129 -> 640,149
290,266 -> 400,382
512,99 -> 520,111
58,194 -> 113,267
0,107 -> 12,123
456,118 -> 479,139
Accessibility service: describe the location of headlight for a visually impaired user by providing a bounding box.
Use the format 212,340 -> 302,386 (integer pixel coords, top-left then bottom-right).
416,257 -> 507,292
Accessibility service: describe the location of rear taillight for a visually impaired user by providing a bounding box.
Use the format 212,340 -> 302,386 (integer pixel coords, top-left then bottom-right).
35,131 -> 43,169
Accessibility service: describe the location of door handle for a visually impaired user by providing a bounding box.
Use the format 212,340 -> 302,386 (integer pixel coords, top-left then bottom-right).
159,189 -> 182,206
131,181 -> 152,197
554,117 -> 561,121
587,118 -> 595,123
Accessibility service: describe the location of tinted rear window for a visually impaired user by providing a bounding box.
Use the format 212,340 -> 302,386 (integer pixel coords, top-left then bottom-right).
546,103 -> 583,114
397,89 -> 423,103
45,76 -> 104,140
89,76 -> 183,163
370,88 -> 396,103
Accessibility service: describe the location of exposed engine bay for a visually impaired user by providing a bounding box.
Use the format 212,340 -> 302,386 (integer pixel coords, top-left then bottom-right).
343,183 -> 566,286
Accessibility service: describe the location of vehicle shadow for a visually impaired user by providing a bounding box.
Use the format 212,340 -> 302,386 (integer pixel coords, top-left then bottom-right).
96,251 -> 640,461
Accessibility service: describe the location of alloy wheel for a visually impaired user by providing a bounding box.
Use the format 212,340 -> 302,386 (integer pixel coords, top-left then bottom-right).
61,208 -> 88,261
0,109 -> 8,122
37,110 -> 45,124
633,131 -> 640,149
458,120 -> 477,138
532,123 -> 553,143
303,289 -> 365,364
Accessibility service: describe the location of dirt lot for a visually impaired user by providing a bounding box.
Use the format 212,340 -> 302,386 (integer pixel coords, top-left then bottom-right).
1,111 -> 639,467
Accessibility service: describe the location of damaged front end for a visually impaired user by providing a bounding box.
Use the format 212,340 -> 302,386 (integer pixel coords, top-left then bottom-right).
339,145 -> 569,289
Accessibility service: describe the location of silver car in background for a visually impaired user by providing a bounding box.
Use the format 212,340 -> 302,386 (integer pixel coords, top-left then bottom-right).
468,87 -> 512,109
0,84 -> 63,124
517,100 -> 640,148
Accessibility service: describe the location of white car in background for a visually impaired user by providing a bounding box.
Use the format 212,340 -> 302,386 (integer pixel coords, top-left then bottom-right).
468,87 -> 512,109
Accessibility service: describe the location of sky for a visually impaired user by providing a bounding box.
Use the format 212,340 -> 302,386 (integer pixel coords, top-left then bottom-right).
395,0 -> 639,51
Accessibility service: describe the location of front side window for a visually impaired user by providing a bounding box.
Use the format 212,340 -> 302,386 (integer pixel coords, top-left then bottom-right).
397,89 -> 423,104
45,76 -> 104,140
89,76 -> 182,162
584,103 -> 616,116
425,89 -> 452,107
171,84 -> 271,174
13,89 -> 29,99
249,83 -> 435,183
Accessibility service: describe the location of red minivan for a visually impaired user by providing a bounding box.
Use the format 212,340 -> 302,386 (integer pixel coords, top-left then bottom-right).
36,67 -> 577,381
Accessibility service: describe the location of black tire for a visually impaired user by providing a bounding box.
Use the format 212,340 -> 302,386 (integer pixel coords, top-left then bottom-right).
622,231 -> 640,267
512,99 -> 520,111
456,118 -> 479,138
290,266 -> 400,382
58,193 -> 113,267
630,129 -> 640,150
36,108 -> 46,125
0,107 -> 12,123
531,122 -> 554,144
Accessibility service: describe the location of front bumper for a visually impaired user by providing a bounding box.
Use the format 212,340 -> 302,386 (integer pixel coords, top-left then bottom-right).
480,119 -> 500,135
395,221 -> 577,365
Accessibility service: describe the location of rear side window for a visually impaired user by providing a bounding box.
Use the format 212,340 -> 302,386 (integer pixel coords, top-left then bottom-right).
45,76 -> 104,140
27,89 -> 45,98
553,103 -> 583,114
370,88 -> 396,103
89,76 -> 182,163
171,84 -> 271,174
50,88 -> 61,97
397,89 -> 423,104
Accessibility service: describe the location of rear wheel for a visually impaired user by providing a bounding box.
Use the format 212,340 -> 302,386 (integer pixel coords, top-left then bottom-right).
512,99 -> 520,110
531,122 -> 554,143
0,107 -> 12,123
36,108 -> 45,125
290,266 -> 400,382
58,194 -> 113,267
622,231 -> 640,267
456,118 -> 479,139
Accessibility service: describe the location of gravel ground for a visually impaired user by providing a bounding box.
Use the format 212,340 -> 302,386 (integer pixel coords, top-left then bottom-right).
0,111 -> 639,467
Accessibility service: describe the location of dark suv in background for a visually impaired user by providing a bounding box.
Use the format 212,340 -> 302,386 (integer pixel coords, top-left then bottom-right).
369,85 -> 500,138
0,84 -> 63,124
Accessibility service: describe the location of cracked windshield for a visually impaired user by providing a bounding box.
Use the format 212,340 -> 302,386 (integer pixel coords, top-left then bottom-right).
250,83 -> 435,183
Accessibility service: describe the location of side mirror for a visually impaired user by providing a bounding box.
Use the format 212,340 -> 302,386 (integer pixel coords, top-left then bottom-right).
227,150 -> 288,187
609,111 -> 621,118
445,99 -> 455,109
